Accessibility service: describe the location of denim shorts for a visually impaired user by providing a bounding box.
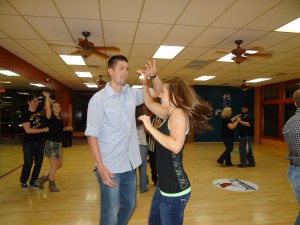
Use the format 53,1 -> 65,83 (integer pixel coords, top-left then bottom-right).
44,140 -> 62,159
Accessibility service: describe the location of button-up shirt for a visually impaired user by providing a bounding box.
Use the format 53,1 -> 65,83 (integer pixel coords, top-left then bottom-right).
85,82 -> 143,173
282,108 -> 300,165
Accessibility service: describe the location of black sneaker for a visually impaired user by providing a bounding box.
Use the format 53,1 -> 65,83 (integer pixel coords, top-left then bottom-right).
237,164 -> 247,168
30,183 -> 40,190
21,183 -> 28,190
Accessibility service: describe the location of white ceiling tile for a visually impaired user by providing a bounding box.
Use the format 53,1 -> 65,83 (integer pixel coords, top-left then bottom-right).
177,0 -> 236,26
17,40 -> 55,54
268,36 -> 300,52
212,0 -> 283,28
103,21 -> 137,43
129,44 -> 158,58
0,0 -> 18,15
190,27 -> 238,48
100,0 -> 143,21
37,54 -> 67,65
25,16 -> 72,41
135,23 -> 172,45
175,47 -> 210,60
141,0 -> 189,24
0,15 -> 40,39
55,0 -> 100,19
245,0 -> 300,31
8,0 -> 60,17
163,25 -> 206,46
0,39 -> 29,54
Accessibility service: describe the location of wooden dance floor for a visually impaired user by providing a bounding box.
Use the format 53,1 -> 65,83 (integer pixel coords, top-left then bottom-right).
0,139 -> 298,224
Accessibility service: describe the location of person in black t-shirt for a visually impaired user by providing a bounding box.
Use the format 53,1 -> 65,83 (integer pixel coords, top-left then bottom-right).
217,107 -> 240,166
34,91 -> 73,192
19,94 -> 49,190
237,104 -> 256,167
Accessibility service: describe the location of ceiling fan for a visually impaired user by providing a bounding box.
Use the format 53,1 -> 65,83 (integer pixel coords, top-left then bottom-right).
97,75 -> 107,89
49,31 -> 120,59
217,40 -> 273,64
240,80 -> 253,91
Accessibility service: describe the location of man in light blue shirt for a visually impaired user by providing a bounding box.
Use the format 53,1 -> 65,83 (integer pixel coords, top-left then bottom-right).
85,55 -> 161,225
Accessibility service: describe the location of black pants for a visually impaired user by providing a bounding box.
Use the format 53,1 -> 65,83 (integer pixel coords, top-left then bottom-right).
218,137 -> 234,165
148,150 -> 157,185
239,136 -> 255,166
20,141 -> 45,185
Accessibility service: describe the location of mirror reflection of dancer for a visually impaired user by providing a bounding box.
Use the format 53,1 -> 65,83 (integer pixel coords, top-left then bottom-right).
20,94 -> 49,190
34,91 -> 73,192
138,62 -> 211,225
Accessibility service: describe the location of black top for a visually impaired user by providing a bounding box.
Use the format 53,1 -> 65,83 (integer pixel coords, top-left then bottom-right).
238,113 -> 254,137
156,116 -> 190,194
221,117 -> 234,138
20,109 -> 45,143
47,115 -> 64,142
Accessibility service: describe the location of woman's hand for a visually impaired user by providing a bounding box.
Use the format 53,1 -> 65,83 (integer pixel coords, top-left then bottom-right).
138,115 -> 153,131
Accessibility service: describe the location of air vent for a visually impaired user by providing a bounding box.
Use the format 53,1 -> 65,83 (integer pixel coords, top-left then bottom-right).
184,60 -> 211,70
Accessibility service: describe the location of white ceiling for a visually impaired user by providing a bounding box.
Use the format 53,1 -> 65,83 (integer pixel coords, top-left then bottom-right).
0,0 -> 300,91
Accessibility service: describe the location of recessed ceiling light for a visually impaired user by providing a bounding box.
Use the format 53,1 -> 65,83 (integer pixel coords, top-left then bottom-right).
75,72 -> 92,77
153,45 -> 185,59
30,83 -> 45,87
0,70 -> 20,76
194,75 -> 216,81
0,81 -> 12,84
84,83 -> 98,88
59,55 -> 86,65
275,17 -> 300,33
247,78 -> 272,83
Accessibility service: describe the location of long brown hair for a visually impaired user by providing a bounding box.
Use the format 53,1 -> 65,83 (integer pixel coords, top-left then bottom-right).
165,77 -> 211,132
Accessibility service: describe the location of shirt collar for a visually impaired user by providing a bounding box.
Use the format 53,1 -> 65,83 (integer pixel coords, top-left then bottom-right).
104,82 -> 129,96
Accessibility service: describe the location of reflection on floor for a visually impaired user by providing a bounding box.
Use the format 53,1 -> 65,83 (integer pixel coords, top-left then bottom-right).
0,140 -> 297,225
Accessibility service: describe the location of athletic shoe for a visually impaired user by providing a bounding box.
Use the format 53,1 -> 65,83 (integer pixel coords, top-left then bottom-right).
30,183 -> 40,190
21,183 -> 28,190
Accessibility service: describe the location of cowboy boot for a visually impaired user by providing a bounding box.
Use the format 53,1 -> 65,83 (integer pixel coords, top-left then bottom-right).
49,180 -> 60,192
34,175 -> 48,189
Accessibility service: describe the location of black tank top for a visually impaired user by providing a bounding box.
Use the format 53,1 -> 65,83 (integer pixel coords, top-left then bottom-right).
156,116 -> 190,193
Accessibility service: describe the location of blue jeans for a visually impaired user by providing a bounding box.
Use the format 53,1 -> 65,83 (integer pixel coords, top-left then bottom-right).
20,141 -> 44,185
139,144 -> 148,192
95,169 -> 136,225
239,136 -> 255,166
288,164 -> 300,225
218,137 -> 234,165
148,187 -> 191,225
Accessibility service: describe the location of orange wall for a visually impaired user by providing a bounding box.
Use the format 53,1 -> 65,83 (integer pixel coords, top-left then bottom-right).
0,46 -> 72,126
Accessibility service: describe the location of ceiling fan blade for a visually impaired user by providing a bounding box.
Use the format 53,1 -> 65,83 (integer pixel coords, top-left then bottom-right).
93,50 -> 109,59
69,50 -> 93,58
246,52 -> 273,58
249,46 -> 265,52
78,38 -> 85,42
215,50 -> 229,54
48,43 -> 80,49
94,47 -> 120,52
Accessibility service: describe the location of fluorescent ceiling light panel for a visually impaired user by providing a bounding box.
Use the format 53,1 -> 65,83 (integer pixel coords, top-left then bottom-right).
247,78 -> 271,83
30,83 -> 45,87
194,75 -> 216,81
0,70 -> 20,76
75,72 -> 92,77
153,45 -> 185,59
84,83 -> 98,88
275,17 -> 300,33
59,55 -> 86,65
0,81 -> 11,83
132,85 -> 143,89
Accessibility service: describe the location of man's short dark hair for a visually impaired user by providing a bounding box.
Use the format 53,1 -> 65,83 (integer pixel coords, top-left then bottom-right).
26,94 -> 38,102
108,55 -> 128,69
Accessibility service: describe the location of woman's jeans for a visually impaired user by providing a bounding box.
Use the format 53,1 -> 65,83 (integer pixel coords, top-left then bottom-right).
95,169 -> 136,225
148,187 -> 191,225
20,141 -> 44,185
288,164 -> 300,225
218,137 -> 233,165
139,144 -> 148,192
